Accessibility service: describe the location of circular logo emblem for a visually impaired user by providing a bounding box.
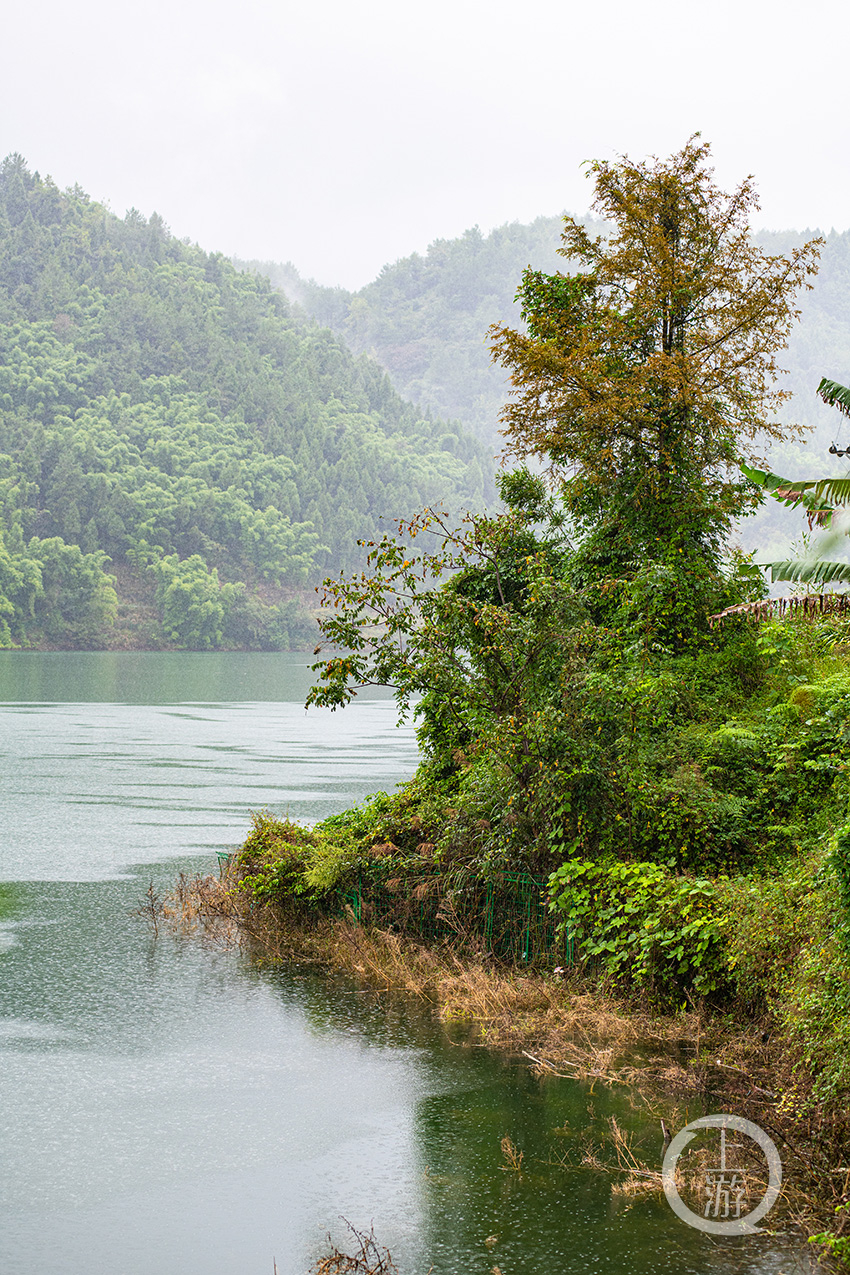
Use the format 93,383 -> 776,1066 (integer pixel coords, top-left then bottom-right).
662,1114 -> 782,1235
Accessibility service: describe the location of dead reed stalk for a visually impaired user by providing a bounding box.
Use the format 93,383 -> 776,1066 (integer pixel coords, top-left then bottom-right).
133,879 -> 164,937
608,1116 -> 666,1199
310,1222 -> 397,1274
499,1135 -> 524,1173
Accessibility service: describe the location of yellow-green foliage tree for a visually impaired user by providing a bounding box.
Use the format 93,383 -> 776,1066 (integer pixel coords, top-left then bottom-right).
489,137 -> 821,578
309,141 -> 831,885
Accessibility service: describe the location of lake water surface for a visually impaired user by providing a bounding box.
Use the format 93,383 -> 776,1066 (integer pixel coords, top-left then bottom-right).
0,653 -> 812,1274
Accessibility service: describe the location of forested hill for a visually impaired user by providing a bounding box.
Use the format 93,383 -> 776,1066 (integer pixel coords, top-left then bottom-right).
237,217 -> 573,444
240,222 -> 850,558
0,155 -> 493,650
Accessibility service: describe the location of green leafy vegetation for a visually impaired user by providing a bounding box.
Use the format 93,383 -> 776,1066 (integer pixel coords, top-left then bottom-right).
236,798 -> 417,909
234,145 -> 850,1164
548,859 -> 727,996
0,154 -> 493,648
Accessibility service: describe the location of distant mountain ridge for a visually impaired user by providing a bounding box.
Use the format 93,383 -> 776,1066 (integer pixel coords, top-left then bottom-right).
239,221 -> 850,559
0,155 -> 493,650
236,216 -> 575,445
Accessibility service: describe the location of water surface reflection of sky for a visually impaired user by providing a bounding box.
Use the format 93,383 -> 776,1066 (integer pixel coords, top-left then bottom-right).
0,654 -> 812,1275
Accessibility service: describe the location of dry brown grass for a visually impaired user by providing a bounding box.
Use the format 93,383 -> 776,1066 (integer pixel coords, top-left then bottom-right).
309,1223 -> 397,1274
166,867 -> 699,1082
608,1116 -> 666,1199
168,866 -> 849,1264
164,870 -> 244,946
499,1135 -> 524,1174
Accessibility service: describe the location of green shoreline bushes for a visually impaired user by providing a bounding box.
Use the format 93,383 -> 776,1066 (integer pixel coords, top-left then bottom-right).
228,143 -> 850,1079
238,611 -> 850,984
232,142 -> 850,1081
218,142 -> 850,1260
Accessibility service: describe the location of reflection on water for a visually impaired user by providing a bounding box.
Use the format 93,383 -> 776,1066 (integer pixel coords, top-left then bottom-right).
0,655 -> 812,1275
413,1077 -> 810,1275
0,650 -> 346,705
0,655 -> 417,881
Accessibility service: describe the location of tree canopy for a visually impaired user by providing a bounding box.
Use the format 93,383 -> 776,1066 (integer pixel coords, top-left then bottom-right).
0,154 -> 493,648
489,139 -> 821,571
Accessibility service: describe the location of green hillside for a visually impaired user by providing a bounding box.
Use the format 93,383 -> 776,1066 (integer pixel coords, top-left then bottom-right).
243,222 -> 850,561
0,154 -> 493,650
236,216 -> 574,443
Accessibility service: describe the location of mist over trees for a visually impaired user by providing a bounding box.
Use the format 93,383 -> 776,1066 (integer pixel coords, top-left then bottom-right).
0,155 -> 493,649
242,218 -> 850,562
236,217 -> 575,445
3,144 -> 849,653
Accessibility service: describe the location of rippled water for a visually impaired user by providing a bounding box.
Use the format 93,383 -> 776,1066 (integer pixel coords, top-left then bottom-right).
0,652 -> 416,880
0,653 -> 812,1275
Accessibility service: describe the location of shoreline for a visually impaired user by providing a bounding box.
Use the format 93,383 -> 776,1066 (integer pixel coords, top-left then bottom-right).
0,640 -> 317,653
169,865 -> 848,1266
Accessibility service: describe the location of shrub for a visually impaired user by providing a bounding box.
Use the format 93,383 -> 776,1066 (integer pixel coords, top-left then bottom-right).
548,857 -> 728,999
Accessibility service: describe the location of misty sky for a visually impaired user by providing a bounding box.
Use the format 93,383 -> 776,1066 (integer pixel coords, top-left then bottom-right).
3,0 -> 846,290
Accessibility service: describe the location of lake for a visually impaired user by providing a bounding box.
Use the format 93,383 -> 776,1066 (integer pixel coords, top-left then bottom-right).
0,653 -> 812,1274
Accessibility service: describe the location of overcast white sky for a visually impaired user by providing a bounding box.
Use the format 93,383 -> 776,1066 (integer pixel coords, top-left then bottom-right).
2,0 -> 847,289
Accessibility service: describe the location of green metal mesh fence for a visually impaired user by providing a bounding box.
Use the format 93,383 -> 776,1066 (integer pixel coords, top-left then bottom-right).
338,869 -> 571,966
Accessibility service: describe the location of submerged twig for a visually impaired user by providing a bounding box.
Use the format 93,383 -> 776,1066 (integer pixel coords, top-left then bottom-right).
133,879 -> 163,938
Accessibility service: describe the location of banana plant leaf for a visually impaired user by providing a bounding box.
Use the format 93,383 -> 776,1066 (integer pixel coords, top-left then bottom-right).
739,462 -> 835,525
736,378 -> 850,594
767,559 -> 850,585
818,377 -> 850,419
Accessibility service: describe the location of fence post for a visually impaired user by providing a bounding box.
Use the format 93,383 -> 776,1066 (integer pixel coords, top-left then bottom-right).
484,880 -> 494,952
523,875 -> 533,964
